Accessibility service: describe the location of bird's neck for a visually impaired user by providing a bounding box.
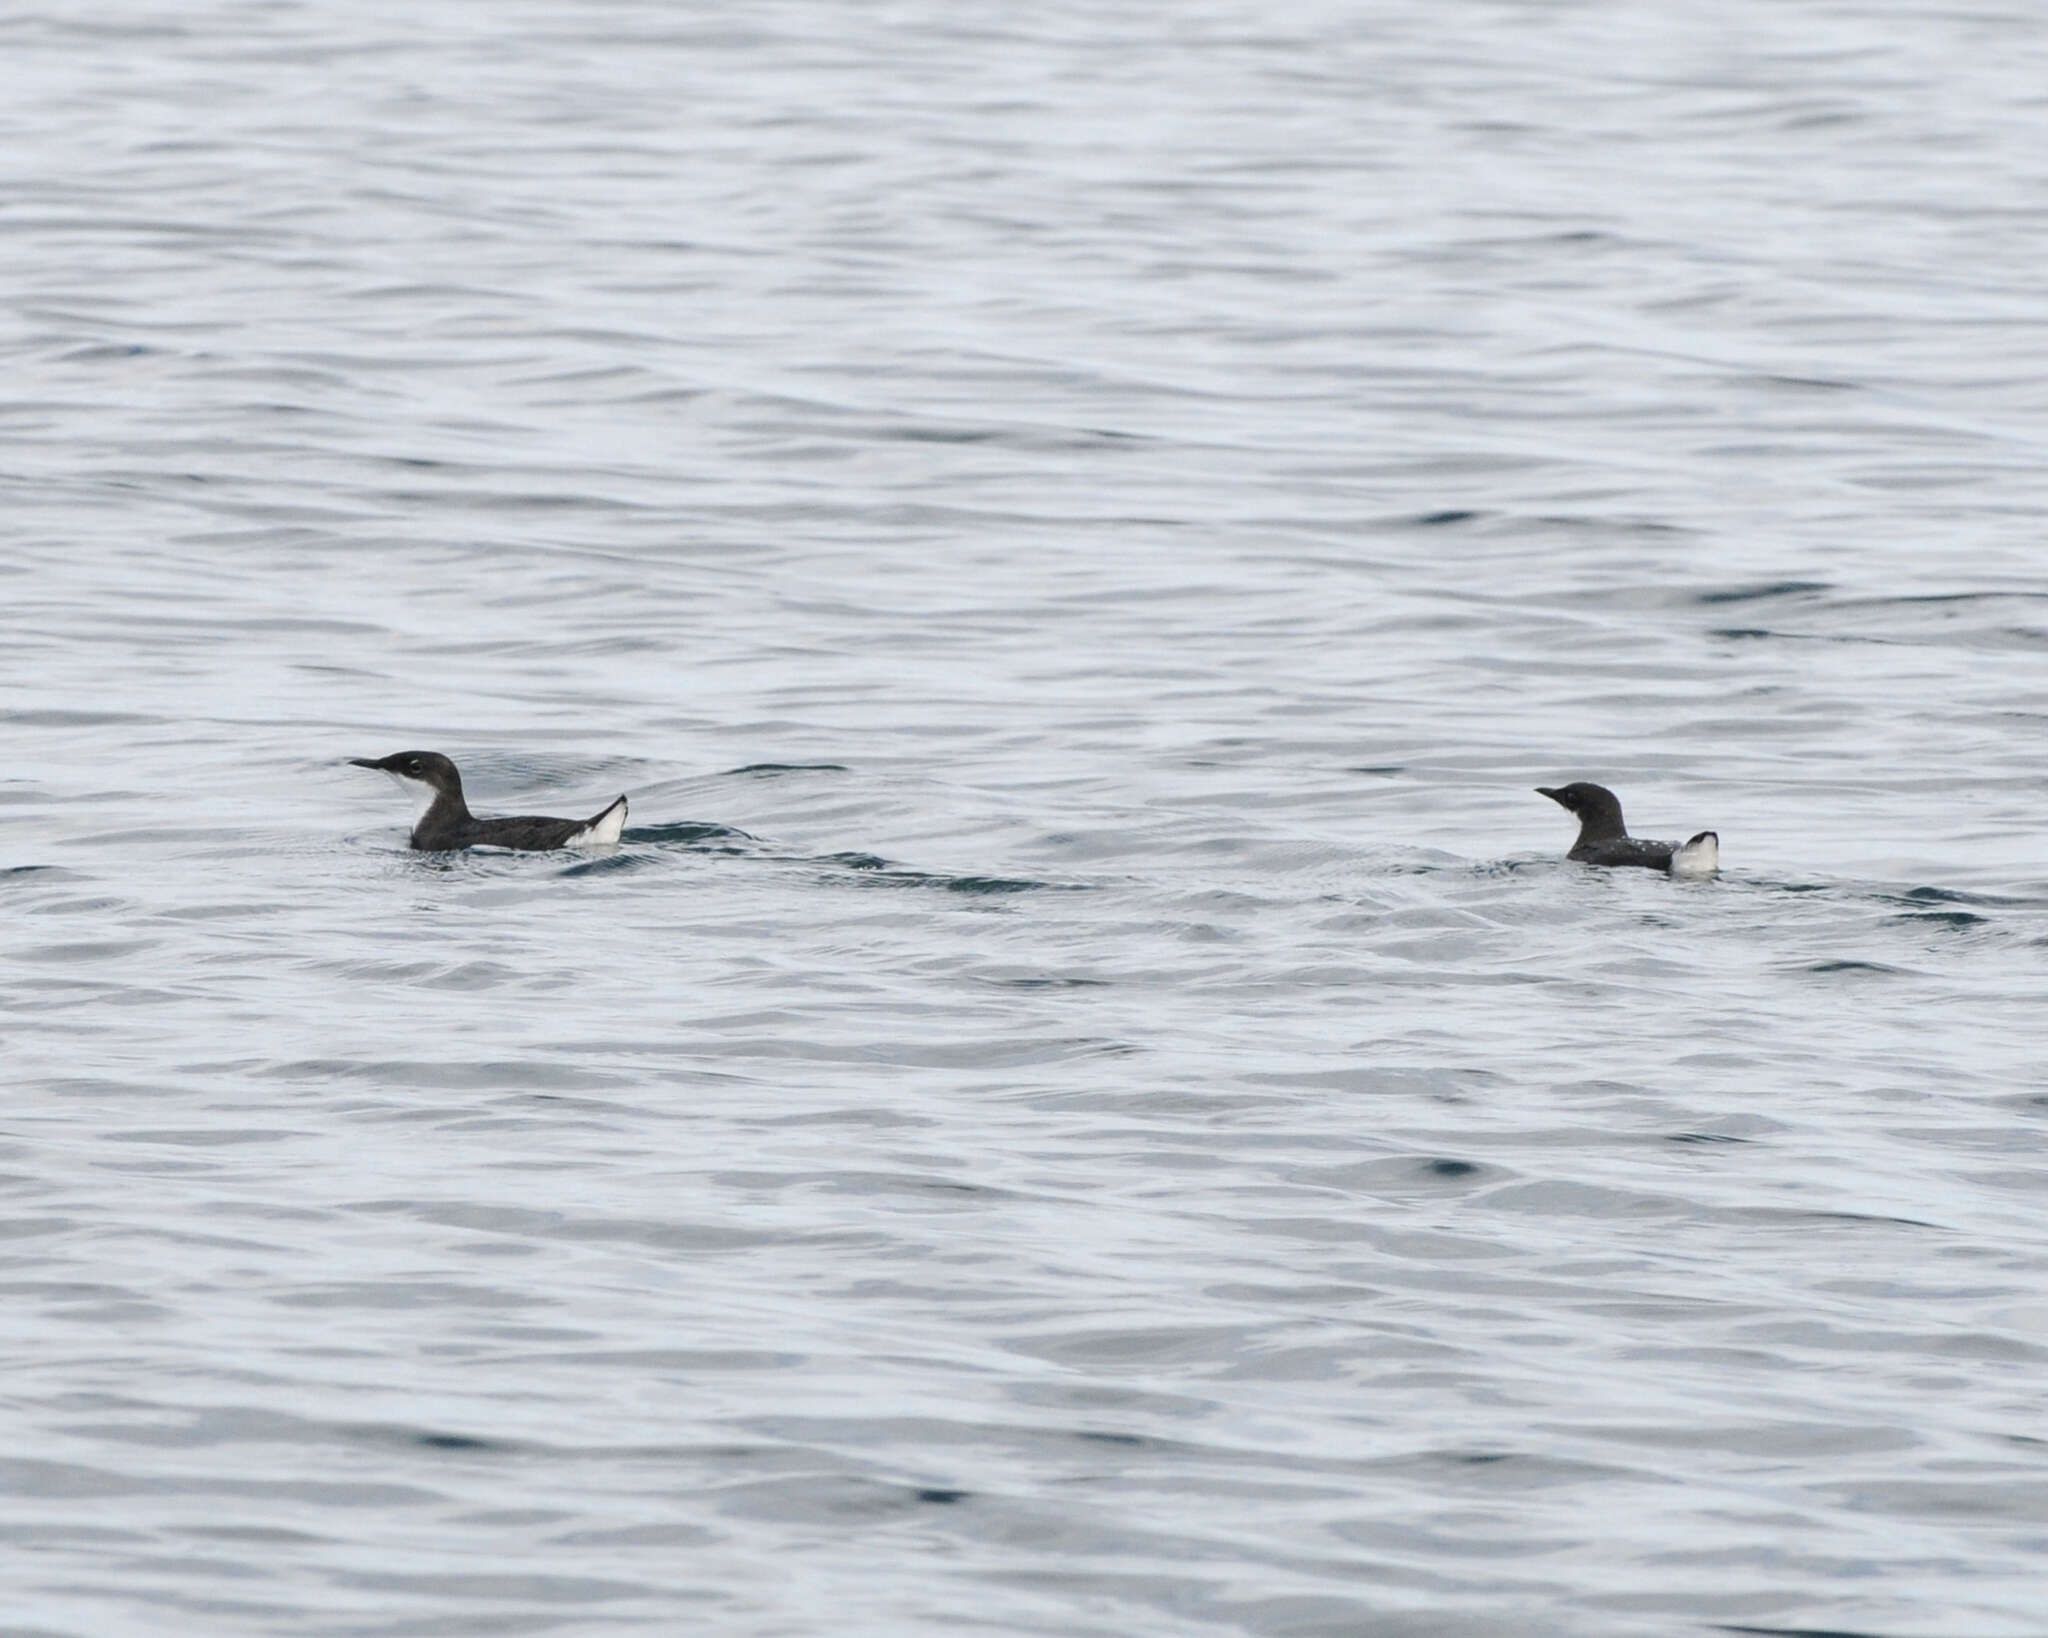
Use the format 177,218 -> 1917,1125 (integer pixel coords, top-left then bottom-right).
410,787 -> 472,844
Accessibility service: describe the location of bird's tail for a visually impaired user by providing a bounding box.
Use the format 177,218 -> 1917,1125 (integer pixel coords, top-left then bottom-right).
567,795 -> 629,847
1671,830 -> 1719,879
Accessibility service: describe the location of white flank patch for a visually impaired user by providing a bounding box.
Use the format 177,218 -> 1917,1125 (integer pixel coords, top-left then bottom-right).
567,795 -> 628,848
1671,830 -> 1719,879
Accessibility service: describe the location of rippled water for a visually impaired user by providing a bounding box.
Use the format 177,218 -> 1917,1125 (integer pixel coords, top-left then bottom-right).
6,3 -> 2048,1634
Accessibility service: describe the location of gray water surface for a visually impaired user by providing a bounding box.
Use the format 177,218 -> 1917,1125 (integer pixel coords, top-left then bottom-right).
6,3 -> 2048,1635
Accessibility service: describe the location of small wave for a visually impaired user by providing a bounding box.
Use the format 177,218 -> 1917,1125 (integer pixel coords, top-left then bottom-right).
624,821 -> 756,846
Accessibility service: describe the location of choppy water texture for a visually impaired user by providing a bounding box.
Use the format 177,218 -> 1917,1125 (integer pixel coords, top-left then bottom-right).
5,3 -> 2048,1634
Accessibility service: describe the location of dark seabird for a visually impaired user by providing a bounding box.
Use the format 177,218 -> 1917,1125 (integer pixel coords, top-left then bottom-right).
351,751 -> 627,852
1537,782 -> 1718,878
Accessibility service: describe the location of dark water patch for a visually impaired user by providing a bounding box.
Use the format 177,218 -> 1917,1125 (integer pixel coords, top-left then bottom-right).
1894,884 -> 2013,907
710,1474 -> 974,1527
827,421 -> 1144,453
937,875 -> 1058,896
238,616 -> 385,637
1669,1132 -> 1750,1145
873,422 -> 1000,445
1864,590 -> 2048,608
915,1487 -> 967,1505
1533,513 -> 1688,536
1346,764 -> 1404,776
1696,580 -> 1830,605
1408,508 -> 1482,527
825,859 -> 1066,895
1717,1627 -> 1888,1638
982,975 -> 1111,990
724,763 -> 848,777
1757,373 -> 1861,391
1712,626 -> 1775,640
1889,910 -> 1987,931
624,821 -> 756,846
60,341 -> 158,361
1427,1158 -> 1478,1178
386,485 -> 656,515
1801,960 -> 1907,975
408,1431 -> 505,1454
1737,878 -> 1965,907
1740,1208 -> 1944,1232
774,1170 -> 1020,1203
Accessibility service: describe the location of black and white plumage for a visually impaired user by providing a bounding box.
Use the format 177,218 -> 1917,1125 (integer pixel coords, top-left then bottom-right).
350,751 -> 627,852
1536,782 -> 1718,878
